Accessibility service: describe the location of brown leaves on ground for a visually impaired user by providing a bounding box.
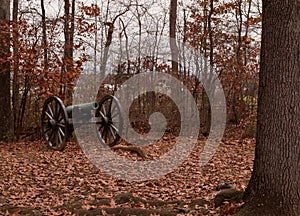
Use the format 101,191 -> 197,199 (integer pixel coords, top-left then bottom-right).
0,132 -> 255,215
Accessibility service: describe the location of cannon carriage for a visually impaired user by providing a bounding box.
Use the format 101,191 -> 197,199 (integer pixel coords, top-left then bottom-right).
41,95 -> 123,150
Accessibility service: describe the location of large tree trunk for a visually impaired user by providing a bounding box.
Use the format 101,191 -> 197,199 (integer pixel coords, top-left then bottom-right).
236,1 -> 300,215
0,0 -> 12,141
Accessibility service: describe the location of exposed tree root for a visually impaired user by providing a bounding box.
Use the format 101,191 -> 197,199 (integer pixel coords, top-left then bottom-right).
111,144 -> 146,159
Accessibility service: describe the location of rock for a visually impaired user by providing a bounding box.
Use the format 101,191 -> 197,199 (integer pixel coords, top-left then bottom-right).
114,193 -> 146,205
216,182 -> 234,191
214,188 -> 244,207
0,205 -> 43,216
189,199 -> 210,208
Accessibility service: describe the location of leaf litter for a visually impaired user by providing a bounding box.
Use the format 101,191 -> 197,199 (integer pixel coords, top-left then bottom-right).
0,132 -> 255,215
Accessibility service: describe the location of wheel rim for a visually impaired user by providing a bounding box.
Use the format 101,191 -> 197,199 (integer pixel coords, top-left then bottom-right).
96,95 -> 123,147
41,96 -> 68,150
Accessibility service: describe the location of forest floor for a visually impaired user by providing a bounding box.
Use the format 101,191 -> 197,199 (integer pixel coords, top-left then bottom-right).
0,127 -> 255,216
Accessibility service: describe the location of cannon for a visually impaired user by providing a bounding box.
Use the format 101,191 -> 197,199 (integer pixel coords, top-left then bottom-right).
41,95 -> 123,150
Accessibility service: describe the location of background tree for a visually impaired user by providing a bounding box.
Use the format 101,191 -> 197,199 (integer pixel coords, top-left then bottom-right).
1,0 -> 262,141
41,0 -> 48,73
62,0 -> 75,104
0,0 -> 12,141
100,7 -> 129,79
169,0 -> 178,74
12,0 -> 20,139
236,0 -> 300,215
187,0 -> 261,129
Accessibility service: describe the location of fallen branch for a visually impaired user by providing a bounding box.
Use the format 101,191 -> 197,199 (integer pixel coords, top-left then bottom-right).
111,145 -> 146,159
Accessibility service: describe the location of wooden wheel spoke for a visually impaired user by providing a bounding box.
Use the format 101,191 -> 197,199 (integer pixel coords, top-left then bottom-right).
51,128 -> 57,145
105,126 -> 112,142
102,106 -> 107,116
58,126 -> 65,137
49,129 -> 56,146
111,111 -> 120,119
102,126 -> 108,142
99,111 -> 105,119
56,122 -> 66,127
110,124 -> 119,133
51,102 -> 56,118
56,109 -> 63,121
47,104 -> 54,117
110,104 -> 118,116
102,99 -> 111,116
45,111 -> 53,120
98,124 -> 104,131
54,129 -> 59,145
57,111 -> 65,123
57,129 -> 63,144
107,99 -> 113,116
54,101 -> 59,119
109,126 -> 117,139
48,128 -> 55,141
44,126 -> 52,134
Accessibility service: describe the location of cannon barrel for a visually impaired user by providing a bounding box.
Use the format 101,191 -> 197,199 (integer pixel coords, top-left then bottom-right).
66,102 -> 99,118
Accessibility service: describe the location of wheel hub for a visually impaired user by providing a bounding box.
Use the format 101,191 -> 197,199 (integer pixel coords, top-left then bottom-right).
102,116 -> 110,125
49,119 -> 57,127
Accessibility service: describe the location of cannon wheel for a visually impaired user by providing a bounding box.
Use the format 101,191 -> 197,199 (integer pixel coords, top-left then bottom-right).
95,95 -> 123,147
41,96 -> 69,151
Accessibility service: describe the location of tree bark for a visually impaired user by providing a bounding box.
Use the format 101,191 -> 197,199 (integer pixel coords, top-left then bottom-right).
0,0 -> 12,141
62,0 -> 75,105
41,0 -> 48,71
12,0 -> 20,140
236,1 -> 300,215
201,0 -> 214,135
169,0 -> 178,75
100,8 -> 129,79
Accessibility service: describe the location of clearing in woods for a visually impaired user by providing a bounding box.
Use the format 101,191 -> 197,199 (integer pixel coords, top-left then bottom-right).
0,128 -> 254,215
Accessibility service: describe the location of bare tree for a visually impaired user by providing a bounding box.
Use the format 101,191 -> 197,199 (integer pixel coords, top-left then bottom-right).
41,0 -> 48,71
100,7 -> 129,78
12,0 -> 20,139
0,0 -> 12,140
62,0 -> 75,104
169,0 -> 178,75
